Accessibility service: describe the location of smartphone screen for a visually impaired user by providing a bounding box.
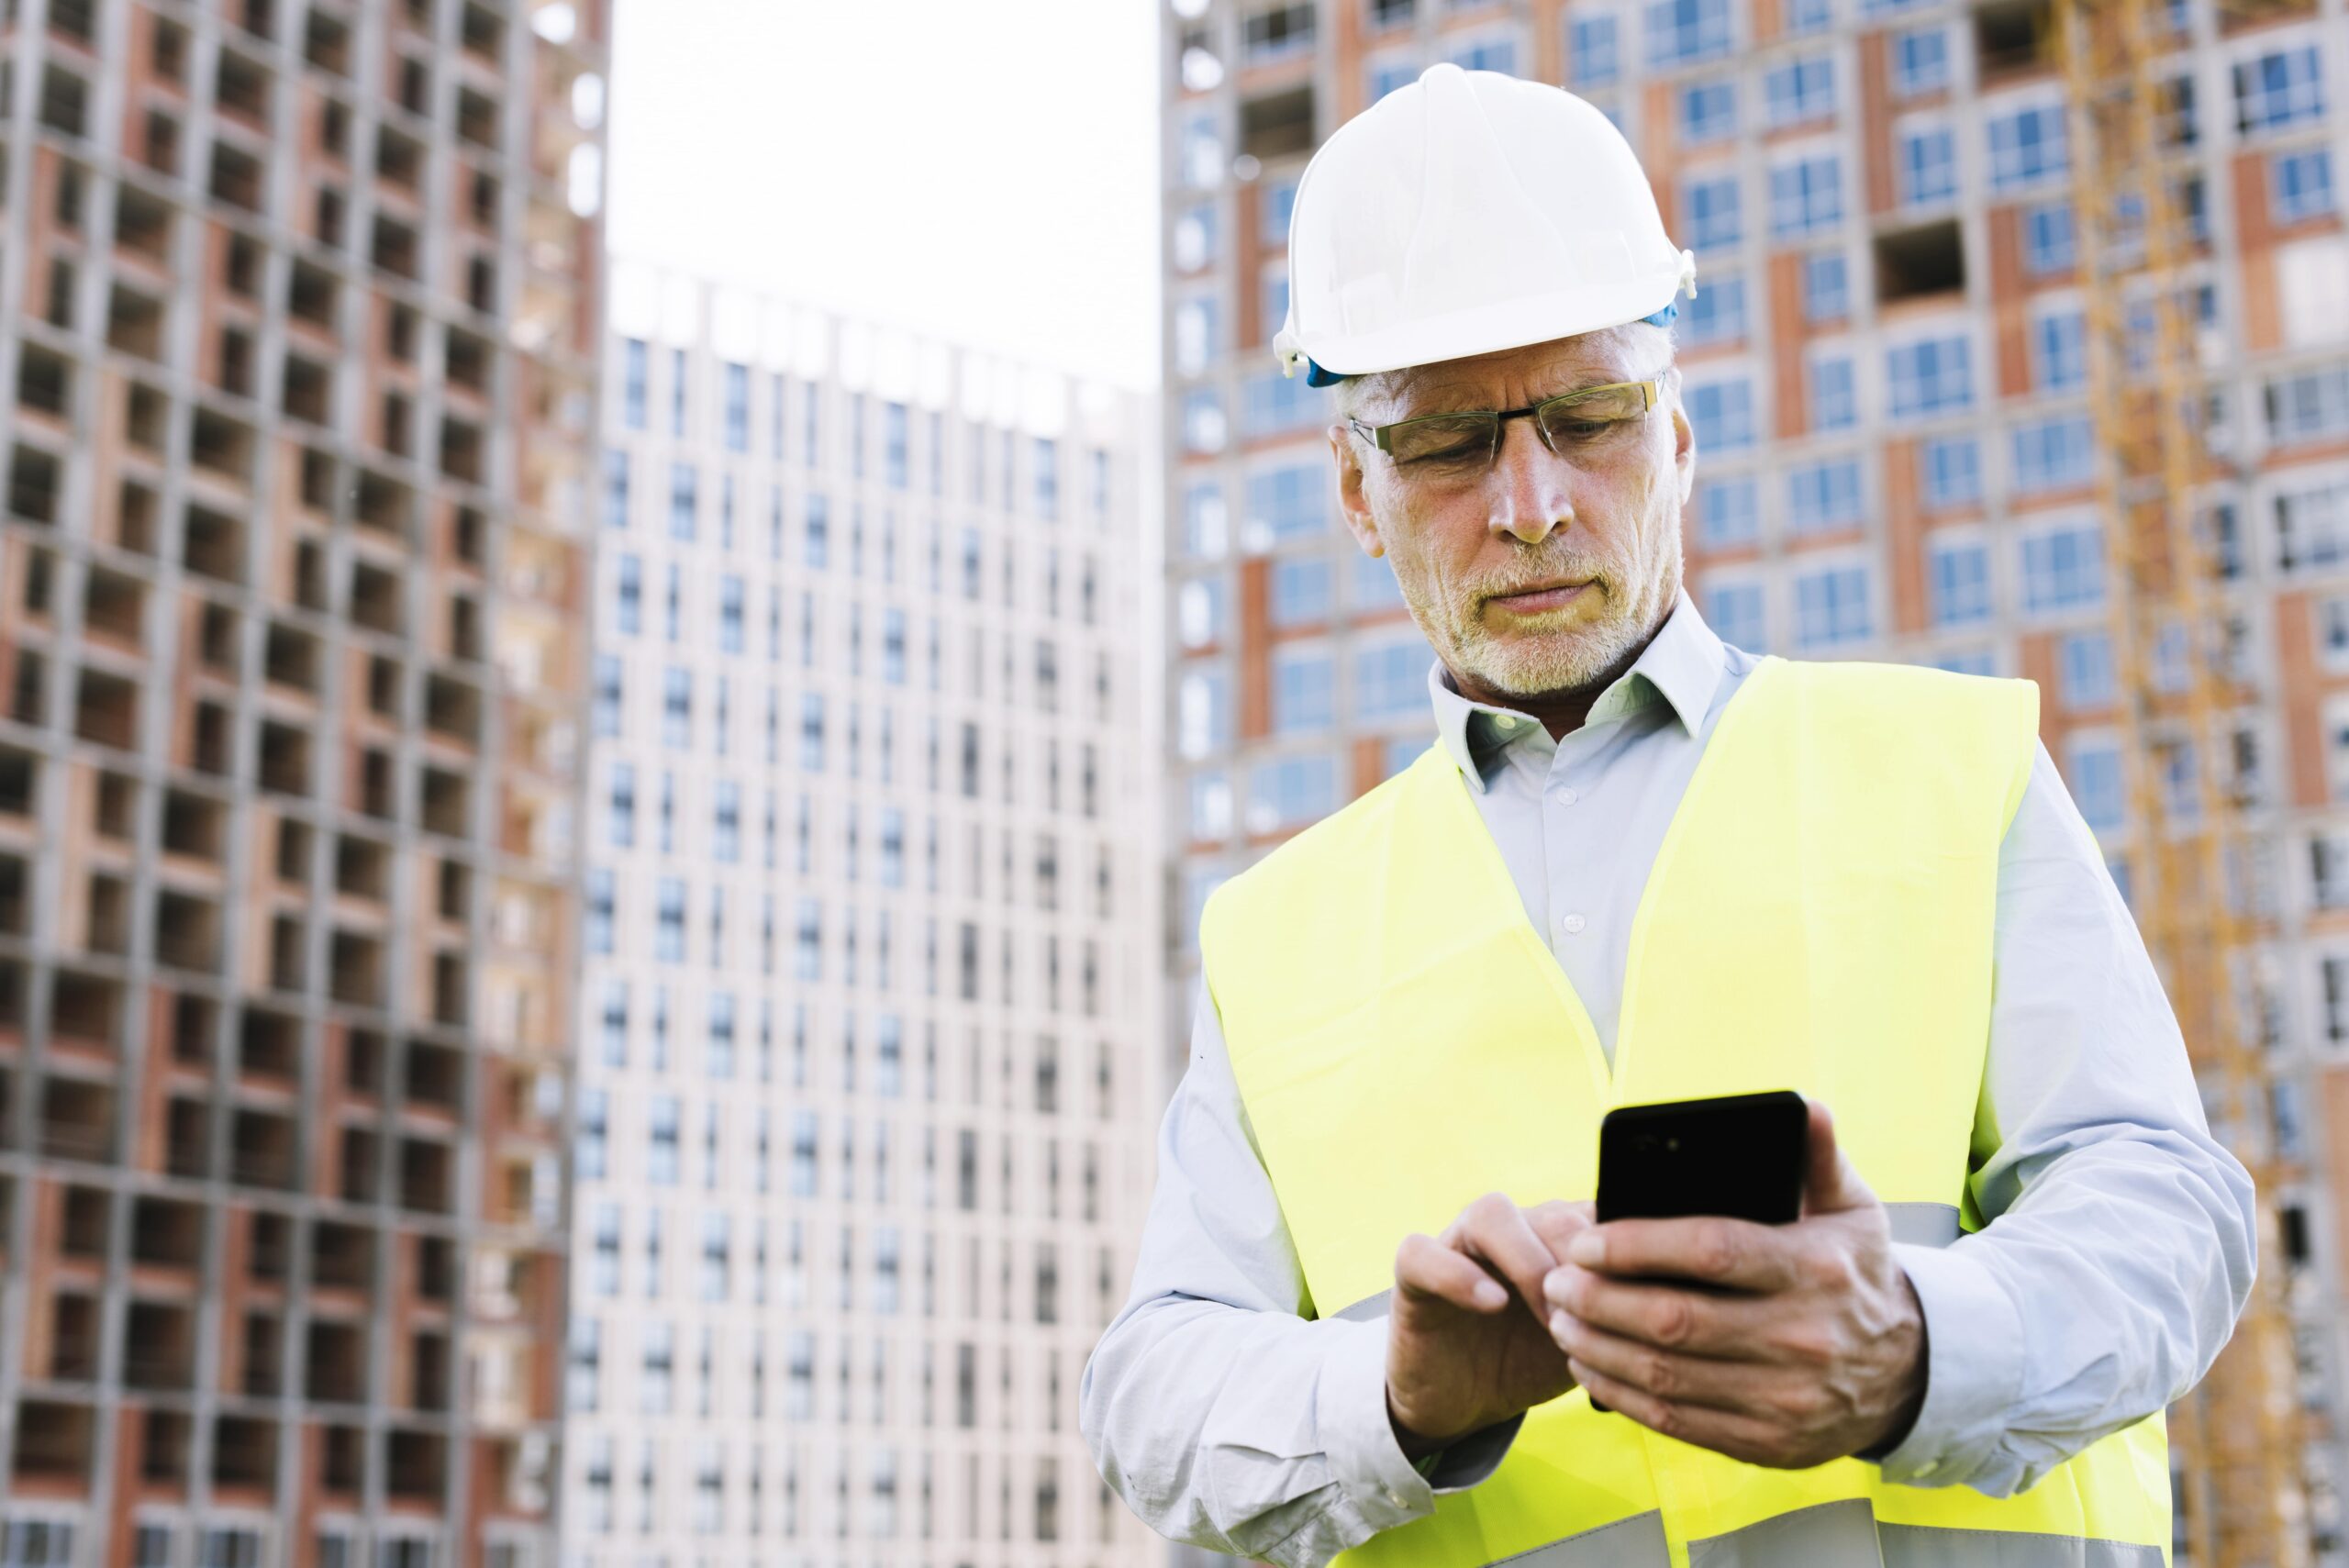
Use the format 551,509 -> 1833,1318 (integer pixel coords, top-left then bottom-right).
1596,1090 -> 1808,1227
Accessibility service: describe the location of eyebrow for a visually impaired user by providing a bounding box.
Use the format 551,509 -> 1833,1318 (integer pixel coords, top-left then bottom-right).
1394,373 -> 1642,420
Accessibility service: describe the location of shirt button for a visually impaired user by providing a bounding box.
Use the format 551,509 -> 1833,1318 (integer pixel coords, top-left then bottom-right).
1386,1488 -> 1405,1506
1495,716 -> 1520,731
1552,785 -> 1578,806
1561,913 -> 1586,936
1913,1460 -> 1938,1478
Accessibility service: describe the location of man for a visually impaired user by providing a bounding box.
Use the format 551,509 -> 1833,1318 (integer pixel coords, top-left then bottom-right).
1079,63 -> 2256,1568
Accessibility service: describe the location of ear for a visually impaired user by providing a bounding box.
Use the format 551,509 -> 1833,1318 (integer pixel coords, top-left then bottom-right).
1329,420 -> 1386,560
1665,370 -> 1696,508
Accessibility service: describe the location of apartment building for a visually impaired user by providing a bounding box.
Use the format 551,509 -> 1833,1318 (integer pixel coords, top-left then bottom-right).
1163,0 -> 2349,1557
562,264 -> 1160,1568
0,4 -> 606,1568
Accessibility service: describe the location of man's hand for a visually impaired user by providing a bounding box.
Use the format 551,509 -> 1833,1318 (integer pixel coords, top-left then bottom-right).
1384,1194 -> 1595,1461
1542,1099 -> 1928,1468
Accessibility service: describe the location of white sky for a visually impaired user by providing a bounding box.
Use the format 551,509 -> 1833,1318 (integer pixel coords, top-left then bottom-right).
605,0 -> 1163,393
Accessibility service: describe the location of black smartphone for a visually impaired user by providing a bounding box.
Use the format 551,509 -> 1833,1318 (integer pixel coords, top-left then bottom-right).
1582,1091 -> 1808,1413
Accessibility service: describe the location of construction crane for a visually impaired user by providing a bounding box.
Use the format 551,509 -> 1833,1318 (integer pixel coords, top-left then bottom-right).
2052,0 -> 2310,1560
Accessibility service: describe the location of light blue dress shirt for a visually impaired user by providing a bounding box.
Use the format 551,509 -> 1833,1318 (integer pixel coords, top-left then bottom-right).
1079,587 -> 2256,1568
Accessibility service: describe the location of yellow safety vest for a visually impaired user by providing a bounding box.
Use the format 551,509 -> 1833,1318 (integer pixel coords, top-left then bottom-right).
1197,655 -> 2170,1568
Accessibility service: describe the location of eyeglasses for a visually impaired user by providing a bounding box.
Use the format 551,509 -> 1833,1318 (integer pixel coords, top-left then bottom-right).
1346,379 -> 1664,473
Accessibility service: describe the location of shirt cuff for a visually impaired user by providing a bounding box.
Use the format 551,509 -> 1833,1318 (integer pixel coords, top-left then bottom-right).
1424,1410 -> 1525,1493
1875,1240 -> 2027,1487
1316,1317 -> 1437,1531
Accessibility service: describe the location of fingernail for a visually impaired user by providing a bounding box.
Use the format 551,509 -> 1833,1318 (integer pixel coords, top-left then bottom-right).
1474,1278 -> 1506,1308
1566,1232 -> 1604,1266
1549,1309 -> 1569,1339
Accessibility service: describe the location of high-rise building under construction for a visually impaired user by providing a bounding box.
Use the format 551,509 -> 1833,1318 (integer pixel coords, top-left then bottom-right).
1160,0 -> 2349,1562
0,5 -> 607,1568
562,264 -> 1161,1567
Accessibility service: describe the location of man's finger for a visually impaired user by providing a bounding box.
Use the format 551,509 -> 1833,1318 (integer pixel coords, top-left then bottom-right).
1523,1198 -> 1597,1264
1547,1307 -> 1776,1418
1564,1214 -> 1802,1291
1542,1262 -> 1791,1357
1798,1097 -> 1874,1218
1455,1193 -> 1570,1315
1564,1357 -> 1805,1467
1395,1230 -> 1510,1313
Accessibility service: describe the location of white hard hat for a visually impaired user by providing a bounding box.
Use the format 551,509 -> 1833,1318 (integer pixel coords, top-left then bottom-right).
1273,63 -> 1698,384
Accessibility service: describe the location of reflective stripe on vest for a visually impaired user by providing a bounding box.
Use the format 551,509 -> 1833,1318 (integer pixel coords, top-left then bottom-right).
1487,1503 -> 2165,1567
1197,655 -> 2170,1568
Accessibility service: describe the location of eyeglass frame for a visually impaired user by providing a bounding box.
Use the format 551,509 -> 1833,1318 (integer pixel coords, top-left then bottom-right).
1343,377 -> 1665,465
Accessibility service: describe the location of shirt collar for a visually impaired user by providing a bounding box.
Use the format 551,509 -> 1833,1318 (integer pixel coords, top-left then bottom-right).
1427,585 -> 1727,793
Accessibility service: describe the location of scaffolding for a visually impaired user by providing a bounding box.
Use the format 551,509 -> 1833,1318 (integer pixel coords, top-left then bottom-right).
2053,0 -> 2310,1559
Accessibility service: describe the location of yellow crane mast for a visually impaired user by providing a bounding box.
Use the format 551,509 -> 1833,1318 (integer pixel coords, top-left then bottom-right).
2053,0 -> 2309,1559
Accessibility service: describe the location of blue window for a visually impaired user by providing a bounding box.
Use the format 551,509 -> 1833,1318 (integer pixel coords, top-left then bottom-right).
1892,28 -> 1948,95
1694,475 -> 1760,547
724,363 -> 750,452
662,667 -> 691,749
1680,273 -> 1746,345
1920,436 -> 1982,509
1685,176 -> 1742,250
608,762 -> 636,848
1245,464 -> 1329,545
1803,253 -> 1848,321
713,781 -> 740,864
665,462 -> 696,542
669,347 -> 688,437
2032,310 -> 2087,392
1646,0 -> 1731,67
2234,47 -> 2325,135
1355,637 -> 1426,720
2272,149 -> 2335,224
1269,558 -> 1332,627
799,693 -> 826,771
2067,739 -> 2125,830
1764,57 -> 1834,126
1886,336 -> 1972,417
1171,201 -> 1219,273
1898,127 -> 1957,206
1451,38 -> 1517,73
1353,550 -> 1408,611
1241,372 -> 1325,437
1706,579 -> 1766,650
718,575 -> 745,654
586,868 -> 615,955
1987,105 -> 2067,190
1927,537 -> 1992,626
1787,457 -> 1864,533
2011,417 -> 2095,495
1370,58 -> 1418,103
616,553 -> 641,636
1682,81 -> 1737,143
1184,483 -> 1229,558
1271,649 -> 1334,734
1183,389 -> 1227,454
1687,379 -> 1755,451
622,339 -> 649,430
2023,202 -> 2076,274
805,493 -> 829,569
883,402 -> 909,490
1768,155 -> 1842,237
1246,754 -> 1338,833
593,654 -> 622,737
1262,177 -> 1299,245
1810,356 -> 1857,430
1932,649 -> 1996,675
2021,521 -> 2105,611
604,449 -> 629,529
1786,0 -> 1832,35
1794,565 -> 1873,648
2060,631 -> 2115,708
1033,437 -> 1059,519
655,877 -> 686,962
1384,736 -> 1426,779
1569,15 -> 1620,86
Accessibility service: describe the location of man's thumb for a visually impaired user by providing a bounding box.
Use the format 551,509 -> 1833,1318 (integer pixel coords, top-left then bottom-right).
1800,1097 -> 1871,1217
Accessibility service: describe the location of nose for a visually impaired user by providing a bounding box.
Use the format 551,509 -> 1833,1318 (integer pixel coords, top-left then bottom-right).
1487,415 -> 1574,545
